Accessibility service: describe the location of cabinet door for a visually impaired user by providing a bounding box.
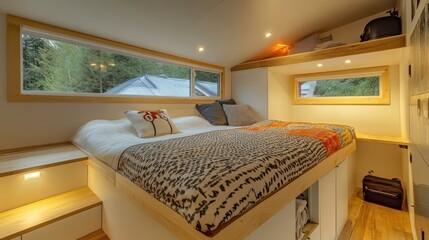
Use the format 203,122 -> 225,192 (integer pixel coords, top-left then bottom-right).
336,159 -> 348,236
246,199 -> 295,240
319,168 -> 336,240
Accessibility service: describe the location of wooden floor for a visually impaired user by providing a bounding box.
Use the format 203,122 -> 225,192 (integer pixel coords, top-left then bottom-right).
346,188 -> 413,240
78,229 -> 110,240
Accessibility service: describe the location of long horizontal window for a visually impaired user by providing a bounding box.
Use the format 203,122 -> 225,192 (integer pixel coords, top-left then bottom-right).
293,66 -> 390,105
8,15 -> 224,103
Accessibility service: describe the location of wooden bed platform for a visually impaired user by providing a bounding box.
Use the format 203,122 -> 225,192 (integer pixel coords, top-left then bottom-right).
82,140 -> 356,240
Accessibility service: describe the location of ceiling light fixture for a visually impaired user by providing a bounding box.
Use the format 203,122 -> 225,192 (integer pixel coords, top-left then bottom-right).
198,47 -> 205,52
265,32 -> 272,38
24,171 -> 41,180
345,59 -> 352,64
317,63 -> 323,67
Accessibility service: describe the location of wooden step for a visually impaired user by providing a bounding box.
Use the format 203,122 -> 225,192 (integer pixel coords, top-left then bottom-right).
78,229 -> 110,240
0,187 -> 101,240
0,142 -> 88,177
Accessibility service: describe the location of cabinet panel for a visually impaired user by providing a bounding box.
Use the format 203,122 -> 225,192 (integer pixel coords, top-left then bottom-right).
319,168 -> 336,240
336,159 -> 348,236
22,206 -> 101,240
246,199 -> 295,240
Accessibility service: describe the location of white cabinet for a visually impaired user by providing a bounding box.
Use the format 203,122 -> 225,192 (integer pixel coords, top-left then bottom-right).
319,167 -> 337,240
336,159 -> 348,236
246,199 -> 295,240
319,158 -> 349,240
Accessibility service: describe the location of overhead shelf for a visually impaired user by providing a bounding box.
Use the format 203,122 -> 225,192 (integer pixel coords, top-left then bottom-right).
231,35 -> 406,72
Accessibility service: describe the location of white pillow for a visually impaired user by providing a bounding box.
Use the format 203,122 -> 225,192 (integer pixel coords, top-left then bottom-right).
125,109 -> 181,138
172,116 -> 211,130
223,104 -> 259,126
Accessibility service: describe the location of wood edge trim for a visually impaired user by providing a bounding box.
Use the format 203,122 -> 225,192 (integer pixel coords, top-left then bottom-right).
5,203 -> 102,239
7,15 -> 224,71
0,141 -> 75,154
291,66 -> 390,105
212,140 -> 356,239
115,174 -> 211,240
0,157 -> 89,178
6,14 -> 226,103
110,140 -> 356,240
0,187 -> 102,240
231,35 -> 406,72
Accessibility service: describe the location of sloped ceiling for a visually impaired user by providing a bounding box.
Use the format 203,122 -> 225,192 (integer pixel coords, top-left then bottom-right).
0,0 -> 396,68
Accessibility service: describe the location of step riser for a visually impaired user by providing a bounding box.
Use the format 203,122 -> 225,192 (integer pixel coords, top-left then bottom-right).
0,162 -> 87,212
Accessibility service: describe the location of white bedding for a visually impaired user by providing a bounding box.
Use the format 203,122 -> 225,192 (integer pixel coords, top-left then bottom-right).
71,116 -> 237,169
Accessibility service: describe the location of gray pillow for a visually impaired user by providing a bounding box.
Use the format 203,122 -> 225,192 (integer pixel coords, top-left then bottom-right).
215,98 -> 236,106
195,102 -> 228,125
223,104 -> 258,126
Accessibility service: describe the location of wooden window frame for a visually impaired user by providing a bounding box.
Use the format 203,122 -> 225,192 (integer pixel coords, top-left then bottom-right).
292,66 -> 390,105
7,15 -> 225,104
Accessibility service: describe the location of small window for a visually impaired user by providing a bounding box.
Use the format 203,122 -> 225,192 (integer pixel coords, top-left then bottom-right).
7,15 -> 224,103
194,70 -> 220,97
292,67 -> 390,105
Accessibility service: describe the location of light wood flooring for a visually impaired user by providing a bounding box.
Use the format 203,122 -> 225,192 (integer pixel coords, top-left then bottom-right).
346,188 -> 413,240
79,229 -> 110,240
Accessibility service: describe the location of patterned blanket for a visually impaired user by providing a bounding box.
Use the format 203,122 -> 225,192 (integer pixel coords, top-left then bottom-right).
117,120 -> 355,233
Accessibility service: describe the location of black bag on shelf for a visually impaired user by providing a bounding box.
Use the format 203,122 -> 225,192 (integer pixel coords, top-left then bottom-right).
362,174 -> 403,210
360,9 -> 402,42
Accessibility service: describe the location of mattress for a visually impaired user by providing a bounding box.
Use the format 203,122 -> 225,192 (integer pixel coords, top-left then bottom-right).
72,116 -> 355,234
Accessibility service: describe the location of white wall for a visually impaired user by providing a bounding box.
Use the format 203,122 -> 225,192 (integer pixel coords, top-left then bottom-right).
231,68 -> 269,119
0,13 -> 231,150
281,65 -> 402,137
321,11 -> 392,44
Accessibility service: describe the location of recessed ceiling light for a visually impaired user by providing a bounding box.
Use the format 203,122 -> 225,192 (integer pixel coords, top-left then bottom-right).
345,59 -> 352,64
198,47 -> 205,52
24,171 -> 41,180
317,63 -> 323,67
265,32 -> 272,38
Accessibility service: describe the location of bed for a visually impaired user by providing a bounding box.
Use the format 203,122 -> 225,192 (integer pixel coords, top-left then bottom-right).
72,116 -> 356,240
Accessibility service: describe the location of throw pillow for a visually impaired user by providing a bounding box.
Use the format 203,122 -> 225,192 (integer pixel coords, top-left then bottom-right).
215,98 -> 236,106
125,109 -> 180,138
222,104 -> 259,126
195,102 -> 228,125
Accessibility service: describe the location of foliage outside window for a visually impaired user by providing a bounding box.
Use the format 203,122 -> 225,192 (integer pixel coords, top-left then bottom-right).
292,67 -> 390,105
7,15 -> 224,103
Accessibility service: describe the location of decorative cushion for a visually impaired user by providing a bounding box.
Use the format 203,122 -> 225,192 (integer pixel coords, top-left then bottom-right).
125,109 -> 181,138
195,102 -> 228,125
215,98 -> 236,106
222,104 -> 259,126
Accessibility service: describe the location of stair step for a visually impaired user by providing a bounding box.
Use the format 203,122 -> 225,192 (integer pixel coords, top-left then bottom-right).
0,187 -> 101,240
0,142 -> 88,177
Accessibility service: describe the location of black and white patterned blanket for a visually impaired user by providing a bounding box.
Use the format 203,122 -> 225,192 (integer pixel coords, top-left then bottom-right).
117,120 -> 355,233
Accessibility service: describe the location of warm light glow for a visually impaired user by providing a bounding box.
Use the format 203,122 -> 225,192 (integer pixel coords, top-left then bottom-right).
345,59 -> 352,64
108,63 -> 116,67
317,63 -> 323,67
265,32 -> 272,38
198,47 -> 205,52
24,171 -> 41,180
90,63 -> 97,66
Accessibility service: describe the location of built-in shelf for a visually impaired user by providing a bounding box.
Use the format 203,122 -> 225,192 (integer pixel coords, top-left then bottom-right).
355,133 -> 409,145
302,222 -> 318,240
0,142 -> 88,177
0,187 -> 101,240
231,35 -> 406,71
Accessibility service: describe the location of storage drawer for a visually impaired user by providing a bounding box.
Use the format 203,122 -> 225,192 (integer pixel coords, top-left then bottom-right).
22,206 -> 101,240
